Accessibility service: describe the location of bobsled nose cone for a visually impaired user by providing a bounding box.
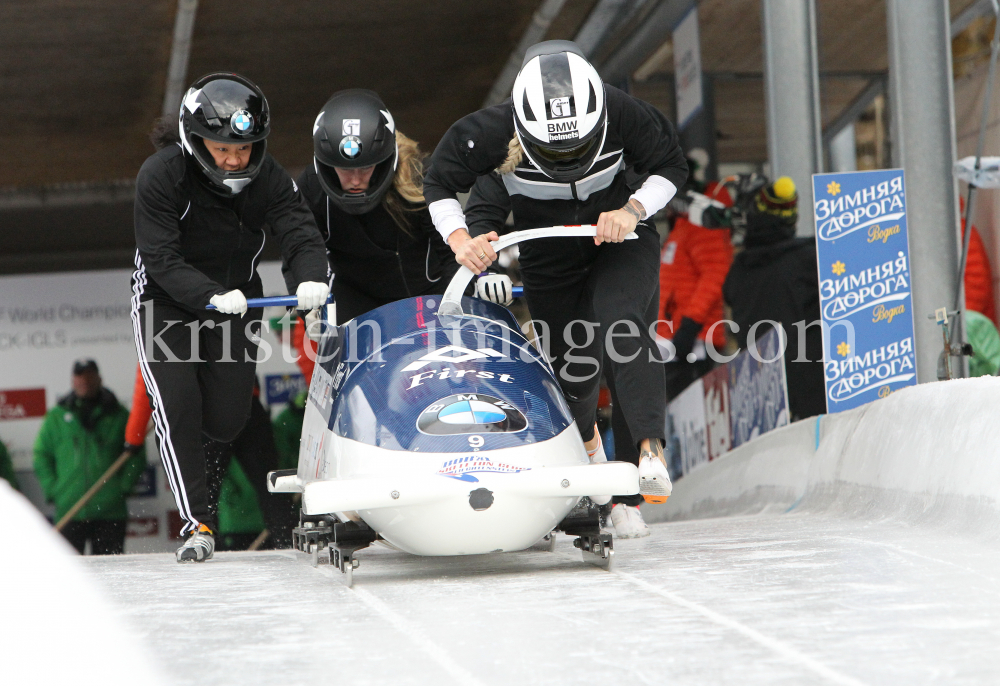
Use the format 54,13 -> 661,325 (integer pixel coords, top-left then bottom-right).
469,488 -> 494,511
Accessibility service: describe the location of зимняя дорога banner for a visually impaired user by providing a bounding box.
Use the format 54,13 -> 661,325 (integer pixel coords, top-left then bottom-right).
812,169 -> 917,413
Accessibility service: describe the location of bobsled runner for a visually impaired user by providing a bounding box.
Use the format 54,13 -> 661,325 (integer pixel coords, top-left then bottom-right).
266,226 -> 640,586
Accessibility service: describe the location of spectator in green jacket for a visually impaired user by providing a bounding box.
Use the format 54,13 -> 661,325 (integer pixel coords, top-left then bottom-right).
33,360 -> 145,555
967,310 -> 1000,377
217,459 -> 267,551
272,390 -> 306,471
0,438 -> 19,491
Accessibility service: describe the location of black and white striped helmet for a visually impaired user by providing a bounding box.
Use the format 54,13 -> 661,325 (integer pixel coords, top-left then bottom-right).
511,40 -> 606,183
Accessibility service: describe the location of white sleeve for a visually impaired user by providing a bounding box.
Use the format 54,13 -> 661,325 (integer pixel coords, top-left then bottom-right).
428,198 -> 468,241
629,175 -> 678,218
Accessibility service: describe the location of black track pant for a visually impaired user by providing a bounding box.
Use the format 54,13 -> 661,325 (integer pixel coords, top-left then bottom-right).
521,224 -> 665,452
62,519 -> 126,555
605,287 -> 660,507
132,298 -> 261,535
203,394 -> 297,548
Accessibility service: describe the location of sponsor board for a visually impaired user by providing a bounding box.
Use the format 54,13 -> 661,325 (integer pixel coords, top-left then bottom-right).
126,516 -> 159,538
0,388 -> 46,420
728,328 -> 789,448
812,169 -> 917,412
666,379 -> 708,478
265,373 -> 306,406
673,3 -> 703,128
702,366 -> 730,460
131,465 -> 157,497
665,328 -> 788,479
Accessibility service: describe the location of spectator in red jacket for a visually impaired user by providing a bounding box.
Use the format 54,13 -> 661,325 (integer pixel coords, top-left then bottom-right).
658,181 -> 734,400
960,196 -> 996,325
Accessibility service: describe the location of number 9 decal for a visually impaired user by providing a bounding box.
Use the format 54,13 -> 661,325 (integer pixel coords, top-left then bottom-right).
468,435 -> 484,448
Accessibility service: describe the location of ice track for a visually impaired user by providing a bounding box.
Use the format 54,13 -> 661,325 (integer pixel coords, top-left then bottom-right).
14,378 -> 1000,685
84,511 -> 1000,686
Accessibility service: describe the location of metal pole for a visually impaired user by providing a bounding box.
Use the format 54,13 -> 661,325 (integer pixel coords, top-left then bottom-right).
679,76 -> 719,181
886,0 -> 962,382
761,0 -> 823,237
162,0 -> 199,119
953,6 -> 1000,320
573,0 -> 633,57
482,0 -> 567,108
599,0 -> 690,86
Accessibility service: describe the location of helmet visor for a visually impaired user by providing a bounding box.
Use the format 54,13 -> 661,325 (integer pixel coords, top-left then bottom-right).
529,136 -> 598,164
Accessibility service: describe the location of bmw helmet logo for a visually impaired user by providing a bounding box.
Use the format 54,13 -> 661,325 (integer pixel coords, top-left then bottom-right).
418,394 -> 527,435
230,110 -> 254,135
340,135 -> 363,159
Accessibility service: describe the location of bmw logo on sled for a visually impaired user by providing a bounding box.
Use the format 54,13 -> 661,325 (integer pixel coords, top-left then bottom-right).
267,227 -> 641,585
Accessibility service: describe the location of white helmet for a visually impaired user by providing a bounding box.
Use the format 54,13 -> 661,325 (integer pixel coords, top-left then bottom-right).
511,40 -> 607,183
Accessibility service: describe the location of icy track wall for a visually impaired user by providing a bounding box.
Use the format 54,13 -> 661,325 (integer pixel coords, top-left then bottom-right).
0,479 -> 166,683
645,377 -> 1000,538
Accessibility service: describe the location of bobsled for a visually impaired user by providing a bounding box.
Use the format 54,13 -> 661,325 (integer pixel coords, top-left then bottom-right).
267,227 -> 640,585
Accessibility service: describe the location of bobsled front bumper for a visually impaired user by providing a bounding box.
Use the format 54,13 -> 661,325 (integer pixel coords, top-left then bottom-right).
270,462 -> 638,515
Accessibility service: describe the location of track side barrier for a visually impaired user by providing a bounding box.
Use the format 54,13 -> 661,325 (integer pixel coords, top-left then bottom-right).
645,377 -> 1000,539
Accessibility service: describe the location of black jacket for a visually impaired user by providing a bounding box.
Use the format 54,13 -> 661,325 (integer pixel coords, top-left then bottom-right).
424,85 -> 688,231
297,165 -> 458,300
723,237 -> 826,419
133,145 -> 329,310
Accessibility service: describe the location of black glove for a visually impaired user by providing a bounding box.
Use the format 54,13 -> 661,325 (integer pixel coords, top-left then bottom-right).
671,317 -> 702,361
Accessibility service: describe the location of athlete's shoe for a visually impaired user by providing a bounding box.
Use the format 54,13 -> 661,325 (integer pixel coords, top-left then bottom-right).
610,503 -> 650,538
638,441 -> 672,504
176,524 -> 214,563
586,424 -> 612,506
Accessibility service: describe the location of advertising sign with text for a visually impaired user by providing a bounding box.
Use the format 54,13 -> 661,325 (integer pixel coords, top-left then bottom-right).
812,169 -> 917,413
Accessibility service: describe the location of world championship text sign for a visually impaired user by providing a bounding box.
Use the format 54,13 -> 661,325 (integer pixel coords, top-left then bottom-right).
812,169 -> 918,413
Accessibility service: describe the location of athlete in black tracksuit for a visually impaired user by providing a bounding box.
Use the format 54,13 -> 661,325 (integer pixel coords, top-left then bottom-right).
295,89 -> 458,327
464,170 -> 660,508
424,56 -> 687,494
132,141 -> 328,539
296,168 -> 458,321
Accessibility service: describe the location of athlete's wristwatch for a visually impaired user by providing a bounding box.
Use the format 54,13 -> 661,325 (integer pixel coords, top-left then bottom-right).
622,198 -> 647,222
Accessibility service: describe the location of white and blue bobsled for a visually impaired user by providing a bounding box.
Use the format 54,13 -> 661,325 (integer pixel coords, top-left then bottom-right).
267,227 -> 640,584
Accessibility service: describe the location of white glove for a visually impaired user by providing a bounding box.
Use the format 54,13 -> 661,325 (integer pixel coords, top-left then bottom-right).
296,281 -> 330,311
209,290 -> 248,315
686,190 -> 726,227
476,274 -> 514,306
304,308 -> 324,342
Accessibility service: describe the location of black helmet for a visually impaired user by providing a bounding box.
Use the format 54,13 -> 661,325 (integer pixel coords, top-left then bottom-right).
179,72 -> 270,195
511,40 -> 607,183
312,89 -> 398,215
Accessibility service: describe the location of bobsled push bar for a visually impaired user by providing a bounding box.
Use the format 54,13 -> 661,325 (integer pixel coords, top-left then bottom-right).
439,225 -> 637,317
207,294 -> 334,310
207,226 -> 629,312
205,287 -> 527,311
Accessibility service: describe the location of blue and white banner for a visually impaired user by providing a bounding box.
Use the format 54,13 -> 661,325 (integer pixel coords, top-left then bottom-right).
265,372 -> 306,407
672,3 -> 703,129
812,169 -> 917,413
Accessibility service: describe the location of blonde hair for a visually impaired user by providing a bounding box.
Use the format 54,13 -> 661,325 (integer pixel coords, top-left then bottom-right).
383,130 -> 425,233
496,135 -> 523,175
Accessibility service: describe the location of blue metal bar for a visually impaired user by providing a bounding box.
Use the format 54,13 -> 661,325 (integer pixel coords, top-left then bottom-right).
208,289 -> 524,310
206,294 -> 333,310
